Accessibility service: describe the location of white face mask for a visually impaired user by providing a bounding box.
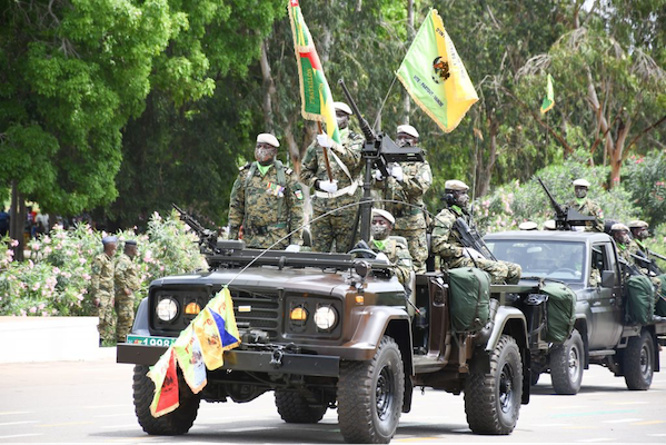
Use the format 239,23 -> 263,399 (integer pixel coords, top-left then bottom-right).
255,145 -> 277,166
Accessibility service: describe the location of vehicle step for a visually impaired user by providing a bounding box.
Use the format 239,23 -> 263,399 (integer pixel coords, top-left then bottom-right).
588,349 -> 615,357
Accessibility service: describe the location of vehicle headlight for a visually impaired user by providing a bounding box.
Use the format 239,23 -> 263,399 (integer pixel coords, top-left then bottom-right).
156,297 -> 179,322
314,305 -> 338,331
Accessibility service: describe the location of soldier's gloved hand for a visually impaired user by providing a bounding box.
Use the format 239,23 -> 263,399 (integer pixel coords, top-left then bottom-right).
391,164 -> 404,181
316,134 -> 333,148
285,244 -> 300,252
373,170 -> 384,181
318,179 -> 338,193
375,252 -> 390,264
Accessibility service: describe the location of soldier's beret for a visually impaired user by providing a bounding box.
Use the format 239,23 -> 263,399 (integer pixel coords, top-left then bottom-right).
372,208 -> 395,225
627,220 -> 648,229
397,124 -> 419,139
573,178 -> 591,187
610,223 -> 629,232
124,240 -> 137,246
519,221 -> 538,231
333,101 -> 352,116
444,179 -> 469,191
256,133 -> 280,148
543,220 -> 557,230
102,235 -> 118,245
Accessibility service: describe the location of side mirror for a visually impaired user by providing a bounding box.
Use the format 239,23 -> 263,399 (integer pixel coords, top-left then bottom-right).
601,270 -> 616,288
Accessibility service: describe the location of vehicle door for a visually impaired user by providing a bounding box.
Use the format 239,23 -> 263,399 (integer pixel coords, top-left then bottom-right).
586,242 -> 623,348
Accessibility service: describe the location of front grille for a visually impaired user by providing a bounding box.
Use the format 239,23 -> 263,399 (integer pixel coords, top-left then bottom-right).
232,290 -> 280,339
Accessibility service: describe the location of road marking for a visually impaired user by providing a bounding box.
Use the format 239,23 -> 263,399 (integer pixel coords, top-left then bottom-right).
577,438 -> 612,443
99,424 -> 143,429
0,421 -> 39,427
0,411 -> 31,416
0,433 -> 43,439
601,418 -> 642,423
633,420 -> 665,426
94,413 -> 134,418
553,409 -> 637,418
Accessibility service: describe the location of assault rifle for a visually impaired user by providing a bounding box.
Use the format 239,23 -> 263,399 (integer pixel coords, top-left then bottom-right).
172,204 -> 220,254
536,176 -> 596,230
630,251 -> 664,276
338,79 -> 424,244
453,216 -> 498,261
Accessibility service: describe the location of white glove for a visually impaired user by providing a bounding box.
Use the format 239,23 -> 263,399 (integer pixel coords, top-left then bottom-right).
373,170 -> 384,181
285,244 -> 301,252
316,134 -> 333,148
391,164 -> 404,182
375,252 -> 389,263
462,247 -> 485,261
318,179 -> 338,193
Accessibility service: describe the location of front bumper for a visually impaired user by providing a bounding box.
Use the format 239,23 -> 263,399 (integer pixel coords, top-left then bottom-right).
117,344 -> 340,377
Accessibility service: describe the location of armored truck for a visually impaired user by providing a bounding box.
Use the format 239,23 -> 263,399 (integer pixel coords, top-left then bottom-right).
485,230 -> 666,395
117,235 -> 553,443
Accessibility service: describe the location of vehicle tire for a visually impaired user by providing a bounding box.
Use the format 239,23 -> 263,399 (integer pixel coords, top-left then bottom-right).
133,364 -> 200,435
623,330 -> 655,390
550,329 -> 584,395
337,335 -> 405,444
464,335 -> 522,435
275,389 -> 328,424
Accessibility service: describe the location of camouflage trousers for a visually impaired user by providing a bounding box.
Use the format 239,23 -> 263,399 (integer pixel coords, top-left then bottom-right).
392,227 -> 428,274
97,290 -> 116,344
115,294 -> 136,343
447,257 -> 522,284
310,205 -> 359,253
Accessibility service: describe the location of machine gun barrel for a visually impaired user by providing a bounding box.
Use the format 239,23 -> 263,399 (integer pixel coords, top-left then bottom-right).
648,249 -> 666,262
338,79 -> 376,143
172,203 -> 219,254
536,177 -> 567,221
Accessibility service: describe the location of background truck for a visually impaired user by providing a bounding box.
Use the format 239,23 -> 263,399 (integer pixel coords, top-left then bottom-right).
485,230 -> 666,395
117,233 -> 545,444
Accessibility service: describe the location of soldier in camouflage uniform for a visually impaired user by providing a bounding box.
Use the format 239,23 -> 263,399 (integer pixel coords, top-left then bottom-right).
300,102 -> 365,253
431,180 -> 521,284
229,133 -> 305,250
369,208 -> 413,288
114,240 -> 140,343
566,178 -> 604,232
628,220 -> 664,275
373,125 -> 432,273
91,235 -> 117,346
612,222 -> 662,298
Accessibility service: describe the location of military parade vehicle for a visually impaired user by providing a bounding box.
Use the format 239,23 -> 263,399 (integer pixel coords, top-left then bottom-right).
483,179 -> 666,395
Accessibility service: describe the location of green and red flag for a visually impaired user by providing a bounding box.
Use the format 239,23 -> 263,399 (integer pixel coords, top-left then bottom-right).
396,9 -> 478,133
540,74 -> 555,114
148,348 -> 179,417
288,0 -> 340,147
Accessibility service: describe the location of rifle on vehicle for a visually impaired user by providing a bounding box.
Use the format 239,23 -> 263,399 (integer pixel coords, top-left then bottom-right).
172,204 -> 220,254
536,176 -> 596,230
453,216 -> 498,261
337,78 -> 424,244
630,251 -> 664,276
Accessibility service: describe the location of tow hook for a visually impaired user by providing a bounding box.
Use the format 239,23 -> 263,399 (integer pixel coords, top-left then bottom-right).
270,349 -> 284,368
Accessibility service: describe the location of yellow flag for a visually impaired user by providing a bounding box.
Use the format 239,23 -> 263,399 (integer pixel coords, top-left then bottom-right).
396,9 -> 478,133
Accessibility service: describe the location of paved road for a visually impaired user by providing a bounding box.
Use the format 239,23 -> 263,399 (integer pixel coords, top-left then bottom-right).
1,348 -> 665,444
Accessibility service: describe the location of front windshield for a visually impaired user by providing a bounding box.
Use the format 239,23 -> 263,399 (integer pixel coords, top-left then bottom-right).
486,239 -> 585,283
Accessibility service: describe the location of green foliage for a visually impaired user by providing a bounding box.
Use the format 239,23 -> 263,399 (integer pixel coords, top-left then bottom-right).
0,212 -> 206,317
621,150 -> 666,227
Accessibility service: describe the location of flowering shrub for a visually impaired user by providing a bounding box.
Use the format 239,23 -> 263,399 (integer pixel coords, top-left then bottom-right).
0,211 -> 207,317
622,150 -> 666,228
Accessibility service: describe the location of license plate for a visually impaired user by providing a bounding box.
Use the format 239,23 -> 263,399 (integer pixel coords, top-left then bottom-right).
126,335 -> 175,347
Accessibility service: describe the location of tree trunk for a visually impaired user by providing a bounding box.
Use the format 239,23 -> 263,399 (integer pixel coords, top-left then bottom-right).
259,40 -> 276,132
9,181 -> 25,261
475,120 -> 498,198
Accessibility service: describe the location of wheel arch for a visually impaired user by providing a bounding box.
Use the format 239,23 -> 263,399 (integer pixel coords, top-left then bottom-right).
573,317 -> 590,369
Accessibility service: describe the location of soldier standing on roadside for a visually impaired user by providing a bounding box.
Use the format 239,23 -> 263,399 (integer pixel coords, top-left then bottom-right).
431,180 -> 522,284
300,102 -> 365,253
373,125 -> 432,273
567,178 -> 604,232
228,133 -> 305,250
91,235 -> 117,346
114,240 -> 140,343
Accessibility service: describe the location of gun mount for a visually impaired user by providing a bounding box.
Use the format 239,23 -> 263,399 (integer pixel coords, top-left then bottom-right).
536,177 -> 596,230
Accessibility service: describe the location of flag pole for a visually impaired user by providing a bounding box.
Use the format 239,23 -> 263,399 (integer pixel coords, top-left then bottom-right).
317,121 -> 334,182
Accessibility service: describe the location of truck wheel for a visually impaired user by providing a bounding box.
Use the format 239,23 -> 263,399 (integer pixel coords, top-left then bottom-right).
275,389 -> 328,423
550,329 -> 584,395
464,335 -> 522,435
132,365 -> 200,435
337,335 -> 405,444
623,330 -> 655,390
